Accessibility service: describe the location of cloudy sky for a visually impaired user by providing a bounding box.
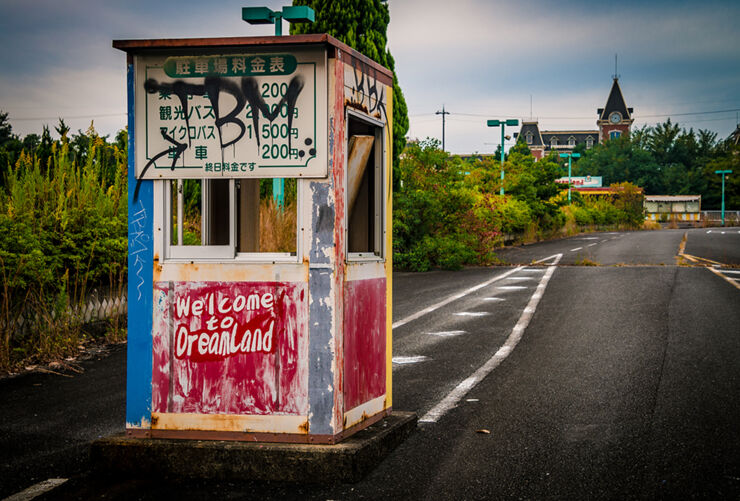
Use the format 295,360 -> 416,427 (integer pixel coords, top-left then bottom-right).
1,0 -> 738,154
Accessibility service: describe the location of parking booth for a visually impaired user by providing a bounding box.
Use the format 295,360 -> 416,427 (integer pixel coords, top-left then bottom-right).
114,34 -> 393,444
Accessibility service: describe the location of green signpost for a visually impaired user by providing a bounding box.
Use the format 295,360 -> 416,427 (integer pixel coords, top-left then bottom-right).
243,5 -> 315,208
714,169 -> 732,226
487,119 -> 519,195
559,152 -> 581,203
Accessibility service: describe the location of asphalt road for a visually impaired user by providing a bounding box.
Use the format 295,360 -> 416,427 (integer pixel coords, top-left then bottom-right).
1,227 -> 739,500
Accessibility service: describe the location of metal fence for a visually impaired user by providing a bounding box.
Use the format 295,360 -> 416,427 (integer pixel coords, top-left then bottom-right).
2,293 -> 127,338
702,210 -> 740,224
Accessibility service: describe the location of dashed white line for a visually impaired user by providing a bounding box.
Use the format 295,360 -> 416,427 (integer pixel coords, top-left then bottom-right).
482,297 -> 505,302
587,243 -> 598,247
392,356 -> 430,365
519,268 -> 545,273
454,312 -> 490,317
570,247 -> 583,252
497,285 -> 527,291
420,253 -> 563,423
720,270 -> 740,275
4,479 -> 68,501
506,276 -> 533,281
392,266 -> 524,329
428,330 -> 467,337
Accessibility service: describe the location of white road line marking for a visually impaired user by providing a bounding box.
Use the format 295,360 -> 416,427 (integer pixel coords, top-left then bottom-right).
534,254 -> 561,264
454,312 -> 490,317
570,247 -> 583,252
506,276 -> 533,281
420,253 -> 562,424
720,269 -> 740,274
497,285 -> 527,291
482,297 -> 505,301
707,267 -> 740,291
392,356 -> 430,365
428,330 -> 467,337
392,266 -> 524,329
587,243 -> 598,247
4,479 -> 68,501
519,268 -> 545,273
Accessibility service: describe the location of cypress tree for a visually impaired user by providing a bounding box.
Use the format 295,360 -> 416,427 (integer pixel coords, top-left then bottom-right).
290,0 -> 409,189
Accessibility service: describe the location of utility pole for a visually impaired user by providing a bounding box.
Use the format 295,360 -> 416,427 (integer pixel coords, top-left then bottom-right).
436,106 -> 450,151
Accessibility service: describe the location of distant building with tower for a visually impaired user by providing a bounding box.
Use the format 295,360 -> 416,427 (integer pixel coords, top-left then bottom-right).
514,77 -> 634,160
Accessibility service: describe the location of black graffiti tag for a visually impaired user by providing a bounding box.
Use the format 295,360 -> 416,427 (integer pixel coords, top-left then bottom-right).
350,59 -> 387,122
136,75 -> 305,201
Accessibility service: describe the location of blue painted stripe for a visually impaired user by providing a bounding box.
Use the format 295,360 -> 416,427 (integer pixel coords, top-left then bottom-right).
125,62 -> 154,427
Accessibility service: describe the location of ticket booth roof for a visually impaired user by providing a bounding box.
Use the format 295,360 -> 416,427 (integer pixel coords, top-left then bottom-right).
112,33 -> 393,85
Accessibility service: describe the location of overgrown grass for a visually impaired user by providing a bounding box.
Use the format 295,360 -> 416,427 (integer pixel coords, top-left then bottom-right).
0,129 -> 127,372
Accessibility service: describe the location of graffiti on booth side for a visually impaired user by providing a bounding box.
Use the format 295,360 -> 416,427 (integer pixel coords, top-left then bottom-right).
129,200 -> 150,300
347,59 -> 387,122
173,289 -> 283,362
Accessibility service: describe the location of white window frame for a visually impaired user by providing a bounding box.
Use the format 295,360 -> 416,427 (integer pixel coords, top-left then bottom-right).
161,178 -> 302,263
551,137 -> 558,147
346,109 -> 386,262
568,136 -> 576,147
586,137 -> 594,149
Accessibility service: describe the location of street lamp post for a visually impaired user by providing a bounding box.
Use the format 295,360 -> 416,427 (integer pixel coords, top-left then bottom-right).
714,169 -> 732,226
487,119 -> 519,195
559,152 -> 581,203
243,5 -> 315,208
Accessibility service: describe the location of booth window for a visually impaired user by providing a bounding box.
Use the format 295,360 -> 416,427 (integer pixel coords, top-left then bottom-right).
165,178 -> 297,260
346,113 -> 384,259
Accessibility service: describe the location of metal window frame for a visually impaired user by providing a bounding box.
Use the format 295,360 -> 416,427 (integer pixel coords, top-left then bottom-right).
346,109 -> 385,262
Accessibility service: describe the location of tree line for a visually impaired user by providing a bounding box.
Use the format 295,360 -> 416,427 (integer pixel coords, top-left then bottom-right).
571,119 -> 739,209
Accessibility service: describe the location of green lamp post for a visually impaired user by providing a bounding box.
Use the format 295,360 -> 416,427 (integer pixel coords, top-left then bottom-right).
242,5 -> 315,207
559,152 -> 581,203
487,119 -> 519,195
714,169 -> 732,226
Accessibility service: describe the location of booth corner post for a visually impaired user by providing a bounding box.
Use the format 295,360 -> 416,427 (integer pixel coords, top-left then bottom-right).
113,32 -> 394,445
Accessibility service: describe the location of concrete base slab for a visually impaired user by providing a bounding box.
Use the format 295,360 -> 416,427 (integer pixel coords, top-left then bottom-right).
90,411 -> 417,484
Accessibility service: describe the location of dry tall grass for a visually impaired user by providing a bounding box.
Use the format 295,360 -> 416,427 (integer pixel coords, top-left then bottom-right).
259,198 -> 297,252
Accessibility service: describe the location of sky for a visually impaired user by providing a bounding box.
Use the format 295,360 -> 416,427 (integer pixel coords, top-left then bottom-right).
1,0 -> 739,155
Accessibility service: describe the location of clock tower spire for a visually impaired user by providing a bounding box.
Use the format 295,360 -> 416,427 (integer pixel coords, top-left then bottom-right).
597,73 -> 633,142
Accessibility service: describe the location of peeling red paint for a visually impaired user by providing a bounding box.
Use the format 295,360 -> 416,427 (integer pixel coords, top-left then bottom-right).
331,54 -> 347,432
152,281 -> 308,416
343,278 -> 387,411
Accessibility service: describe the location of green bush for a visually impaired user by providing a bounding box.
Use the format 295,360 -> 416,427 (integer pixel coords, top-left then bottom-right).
0,129 -> 127,370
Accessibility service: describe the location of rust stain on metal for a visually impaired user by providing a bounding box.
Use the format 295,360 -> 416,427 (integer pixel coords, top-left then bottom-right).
345,99 -> 368,114
299,420 -> 310,434
150,415 -> 159,426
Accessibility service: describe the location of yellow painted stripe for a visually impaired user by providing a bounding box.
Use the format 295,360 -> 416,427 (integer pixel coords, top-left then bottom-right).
385,83 -> 393,409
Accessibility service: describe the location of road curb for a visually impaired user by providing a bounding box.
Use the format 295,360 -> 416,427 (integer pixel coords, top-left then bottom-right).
90,411 -> 417,484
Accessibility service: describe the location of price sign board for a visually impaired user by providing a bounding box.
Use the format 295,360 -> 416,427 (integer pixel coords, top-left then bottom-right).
134,47 -> 327,179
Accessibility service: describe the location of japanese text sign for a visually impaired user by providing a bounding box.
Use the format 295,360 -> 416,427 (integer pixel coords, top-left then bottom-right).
134,48 -> 327,179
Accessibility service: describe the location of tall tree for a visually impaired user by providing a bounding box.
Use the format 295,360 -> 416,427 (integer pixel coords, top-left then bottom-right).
290,0 -> 409,189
